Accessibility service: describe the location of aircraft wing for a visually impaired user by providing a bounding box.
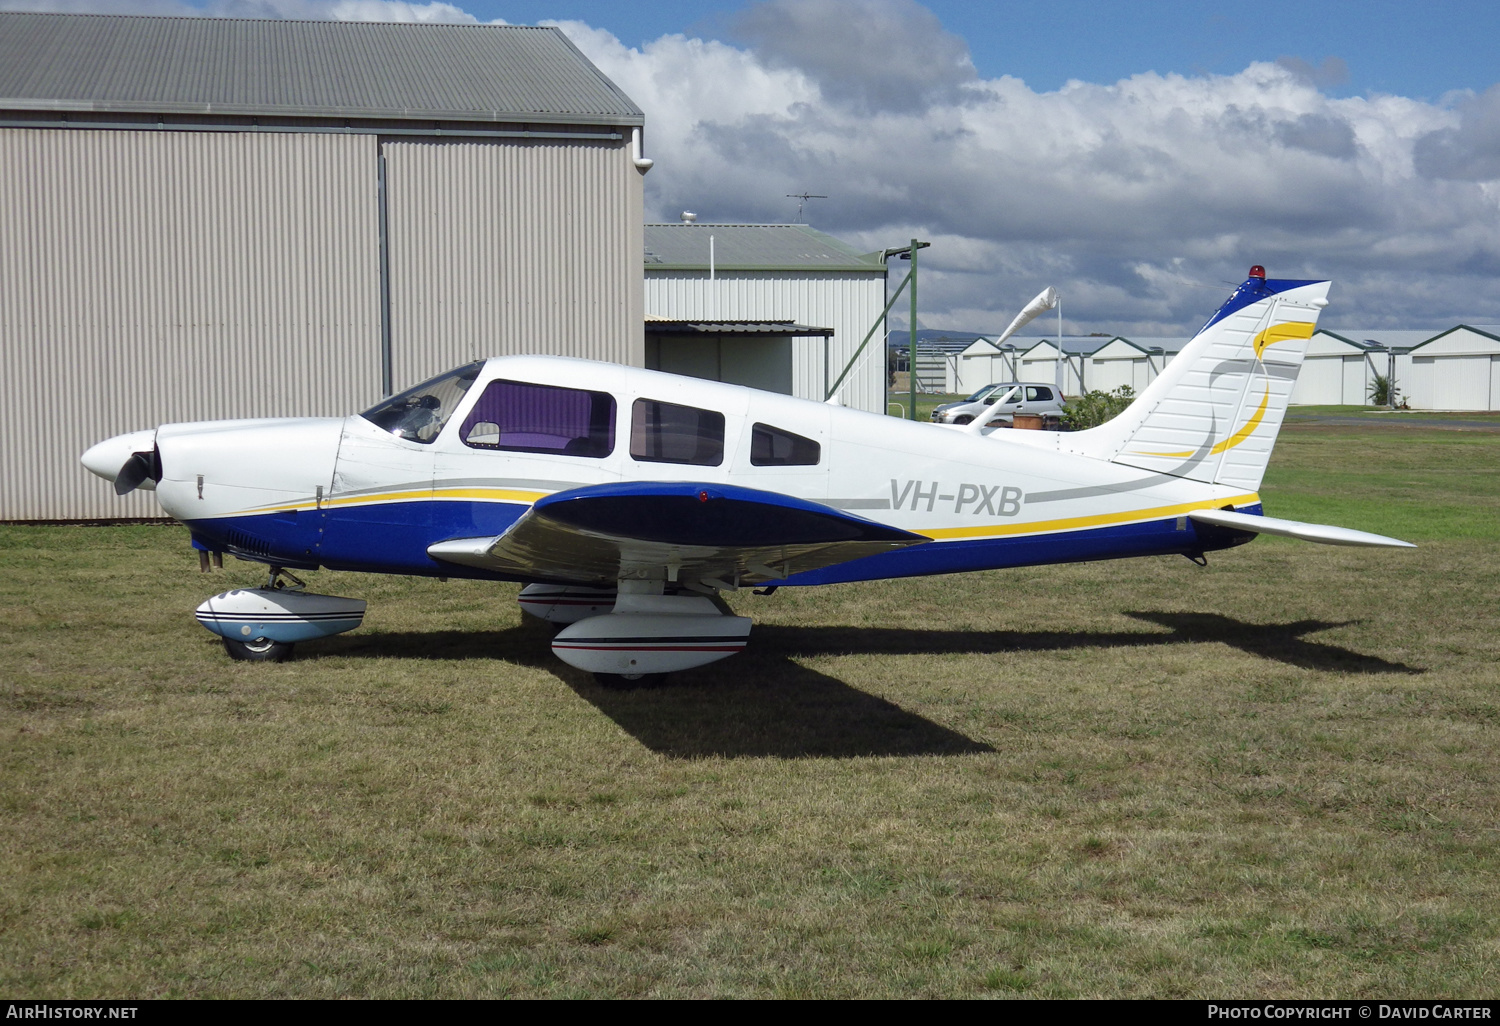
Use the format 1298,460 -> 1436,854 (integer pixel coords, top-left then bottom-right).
427,481 -> 929,586
1188,509 -> 1415,548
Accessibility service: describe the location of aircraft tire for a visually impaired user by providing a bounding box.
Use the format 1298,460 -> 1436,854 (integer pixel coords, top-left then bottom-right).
222,637 -> 296,663
594,672 -> 667,689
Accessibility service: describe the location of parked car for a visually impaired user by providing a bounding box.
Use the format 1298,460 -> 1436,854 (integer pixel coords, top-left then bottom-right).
930,382 -> 1066,427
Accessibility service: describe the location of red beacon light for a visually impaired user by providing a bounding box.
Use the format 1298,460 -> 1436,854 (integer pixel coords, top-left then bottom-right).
1248,265 -> 1266,280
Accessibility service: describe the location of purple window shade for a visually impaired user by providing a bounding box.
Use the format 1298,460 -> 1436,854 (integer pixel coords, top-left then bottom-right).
460,379 -> 615,457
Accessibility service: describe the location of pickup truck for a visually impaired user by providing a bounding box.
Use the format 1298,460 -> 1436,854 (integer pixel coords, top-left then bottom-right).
929,382 -> 1067,427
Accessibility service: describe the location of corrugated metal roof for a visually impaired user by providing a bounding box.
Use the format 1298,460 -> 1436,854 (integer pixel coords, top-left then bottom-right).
644,224 -> 884,272
893,332 -> 1157,356
646,319 -> 834,337
0,12 -> 642,125
1340,329 -> 1444,350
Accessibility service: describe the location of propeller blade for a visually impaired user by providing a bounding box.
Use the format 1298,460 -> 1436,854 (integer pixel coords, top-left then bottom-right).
114,451 -> 153,495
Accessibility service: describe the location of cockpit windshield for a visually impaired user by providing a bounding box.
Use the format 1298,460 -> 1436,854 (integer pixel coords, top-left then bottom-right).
361,362 -> 482,443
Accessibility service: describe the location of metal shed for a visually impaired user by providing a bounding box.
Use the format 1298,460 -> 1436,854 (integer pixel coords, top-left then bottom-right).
1289,331 -> 1379,405
0,12 -> 648,520
643,223 -> 888,413
1402,325 -> 1500,411
948,334 -> 1185,397
1084,338 -> 1156,393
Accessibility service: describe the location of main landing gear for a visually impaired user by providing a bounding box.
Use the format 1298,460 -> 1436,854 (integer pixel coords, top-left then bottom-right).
517,581 -> 755,687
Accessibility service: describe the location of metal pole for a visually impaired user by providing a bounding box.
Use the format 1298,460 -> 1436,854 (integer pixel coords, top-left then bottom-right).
908,238 -> 918,420
882,264 -> 889,403
1056,297 -> 1064,396
377,148 -> 393,397
823,336 -> 829,402
826,267 -> 912,400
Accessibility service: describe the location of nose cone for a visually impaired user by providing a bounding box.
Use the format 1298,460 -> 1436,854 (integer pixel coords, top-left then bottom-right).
81,428 -> 157,484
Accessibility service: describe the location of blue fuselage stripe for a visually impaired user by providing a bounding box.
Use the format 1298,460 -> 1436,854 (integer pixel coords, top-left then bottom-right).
184,499 -> 1263,586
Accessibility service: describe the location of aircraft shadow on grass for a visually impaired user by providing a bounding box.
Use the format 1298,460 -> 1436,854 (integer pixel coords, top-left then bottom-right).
318,611 -> 1421,760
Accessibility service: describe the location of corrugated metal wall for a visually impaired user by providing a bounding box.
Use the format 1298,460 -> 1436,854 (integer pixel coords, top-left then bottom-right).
0,128 -> 380,520
643,272 -> 887,413
384,138 -> 643,388
2,128 -> 646,520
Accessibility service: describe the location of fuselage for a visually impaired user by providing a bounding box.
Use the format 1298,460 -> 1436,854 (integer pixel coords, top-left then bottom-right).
110,355 -> 1260,586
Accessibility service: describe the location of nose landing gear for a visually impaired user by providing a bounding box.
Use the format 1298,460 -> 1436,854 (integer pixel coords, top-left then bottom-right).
195,565 -> 366,663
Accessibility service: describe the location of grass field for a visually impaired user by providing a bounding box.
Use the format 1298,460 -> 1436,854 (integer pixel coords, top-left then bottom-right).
3,421 -> 1498,998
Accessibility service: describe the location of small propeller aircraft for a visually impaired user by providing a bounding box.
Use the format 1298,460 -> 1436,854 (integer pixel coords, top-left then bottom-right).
82,268 -> 1412,683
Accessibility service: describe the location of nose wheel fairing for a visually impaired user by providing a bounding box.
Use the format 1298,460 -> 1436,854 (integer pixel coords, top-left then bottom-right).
194,577 -> 366,646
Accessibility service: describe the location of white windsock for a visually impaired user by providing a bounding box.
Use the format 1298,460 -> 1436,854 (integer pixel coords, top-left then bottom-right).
960,286 -> 1060,435
993,286 -> 1058,347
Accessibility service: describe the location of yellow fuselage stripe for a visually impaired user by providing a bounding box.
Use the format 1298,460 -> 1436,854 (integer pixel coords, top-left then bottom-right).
917,493 -> 1260,540
233,486 -> 547,517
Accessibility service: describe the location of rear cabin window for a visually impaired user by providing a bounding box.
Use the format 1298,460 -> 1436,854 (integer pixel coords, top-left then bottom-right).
630,399 -> 724,466
750,423 -> 820,466
459,380 -> 615,457
1026,386 -> 1054,401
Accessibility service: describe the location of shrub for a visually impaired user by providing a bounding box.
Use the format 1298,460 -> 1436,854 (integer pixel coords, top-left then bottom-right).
1062,385 -> 1136,430
1367,374 -> 1402,407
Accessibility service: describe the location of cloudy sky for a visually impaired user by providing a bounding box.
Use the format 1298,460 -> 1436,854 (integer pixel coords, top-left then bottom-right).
9,0 -> 1500,336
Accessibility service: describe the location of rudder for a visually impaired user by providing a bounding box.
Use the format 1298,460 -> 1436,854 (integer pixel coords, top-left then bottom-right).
1062,272 -> 1330,493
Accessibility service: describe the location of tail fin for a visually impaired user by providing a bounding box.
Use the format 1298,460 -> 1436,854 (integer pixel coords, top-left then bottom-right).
1063,273 -> 1330,492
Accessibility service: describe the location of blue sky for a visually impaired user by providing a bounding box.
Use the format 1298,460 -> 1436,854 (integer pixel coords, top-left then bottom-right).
461,0 -> 1500,101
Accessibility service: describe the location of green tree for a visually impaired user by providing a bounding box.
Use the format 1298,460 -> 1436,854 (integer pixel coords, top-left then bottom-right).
1062,385 -> 1136,430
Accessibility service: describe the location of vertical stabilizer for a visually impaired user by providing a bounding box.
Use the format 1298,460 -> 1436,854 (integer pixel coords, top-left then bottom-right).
1061,273 -> 1330,493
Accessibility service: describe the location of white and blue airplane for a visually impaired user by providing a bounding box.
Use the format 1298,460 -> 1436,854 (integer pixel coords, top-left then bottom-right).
82,267 -> 1412,683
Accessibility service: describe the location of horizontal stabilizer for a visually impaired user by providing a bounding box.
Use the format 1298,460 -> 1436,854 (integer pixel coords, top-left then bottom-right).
1188,509 -> 1415,548
429,481 -> 929,585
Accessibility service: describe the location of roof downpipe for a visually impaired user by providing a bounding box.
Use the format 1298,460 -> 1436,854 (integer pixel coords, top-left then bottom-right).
632,127 -> 654,171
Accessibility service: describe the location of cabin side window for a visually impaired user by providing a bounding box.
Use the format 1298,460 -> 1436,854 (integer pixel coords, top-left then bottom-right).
361,362 -> 482,444
459,379 -> 616,457
630,399 -> 725,467
750,423 -> 820,467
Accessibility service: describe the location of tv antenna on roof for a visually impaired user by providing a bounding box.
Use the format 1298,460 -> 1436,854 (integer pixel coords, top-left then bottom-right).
787,193 -> 827,223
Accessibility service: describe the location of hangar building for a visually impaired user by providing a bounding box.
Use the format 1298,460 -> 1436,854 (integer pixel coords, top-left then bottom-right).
643,223 -> 889,413
0,12 -> 648,520
1402,326 -> 1500,411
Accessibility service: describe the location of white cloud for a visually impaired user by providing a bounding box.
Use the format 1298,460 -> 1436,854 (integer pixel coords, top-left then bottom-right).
1414,84 -> 1500,182
732,0 -> 976,115
561,11 -> 1500,333
8,0 -> 1500,333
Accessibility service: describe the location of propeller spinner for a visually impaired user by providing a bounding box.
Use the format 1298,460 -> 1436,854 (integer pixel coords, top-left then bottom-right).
81,428 -> 160,494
